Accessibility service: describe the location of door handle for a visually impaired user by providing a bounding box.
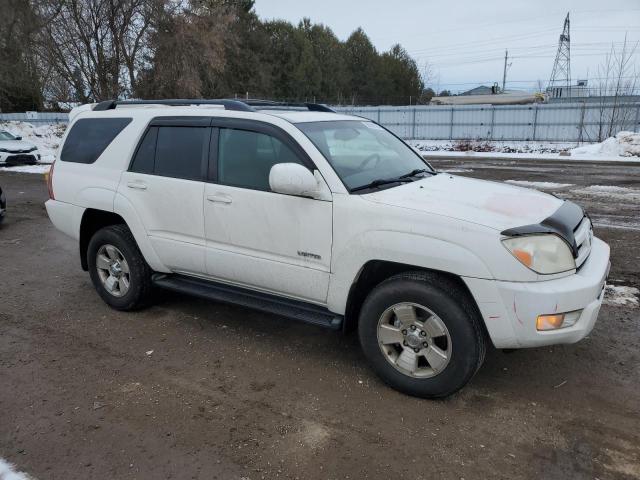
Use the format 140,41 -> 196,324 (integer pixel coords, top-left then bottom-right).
127,181 -> 147,190
207,194 -> 232,204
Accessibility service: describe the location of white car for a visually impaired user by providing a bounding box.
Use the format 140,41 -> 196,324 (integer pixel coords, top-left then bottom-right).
45,99 -> 610,398
0,129 -> 40,165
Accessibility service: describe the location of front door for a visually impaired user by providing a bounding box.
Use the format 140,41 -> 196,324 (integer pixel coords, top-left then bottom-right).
203,122 -> 332,304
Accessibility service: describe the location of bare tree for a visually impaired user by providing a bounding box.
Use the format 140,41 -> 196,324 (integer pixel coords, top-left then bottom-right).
589,36 -> 639,141
35,0 -> 158,102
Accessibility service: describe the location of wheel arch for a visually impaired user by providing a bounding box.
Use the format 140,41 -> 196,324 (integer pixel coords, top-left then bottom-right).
342,260 -> 488,340
79,209 -> 127,270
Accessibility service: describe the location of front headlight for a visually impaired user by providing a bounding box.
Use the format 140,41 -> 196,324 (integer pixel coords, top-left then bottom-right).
502,234 -> 575,274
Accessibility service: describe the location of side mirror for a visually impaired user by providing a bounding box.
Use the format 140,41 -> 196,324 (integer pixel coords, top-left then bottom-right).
15,136 -> 22,140
269,163 -> 320,198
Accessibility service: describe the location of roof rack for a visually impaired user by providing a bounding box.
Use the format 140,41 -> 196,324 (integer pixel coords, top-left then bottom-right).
243,100 -> 336,113
92,98 -> 336,113
93,99 -> 253,112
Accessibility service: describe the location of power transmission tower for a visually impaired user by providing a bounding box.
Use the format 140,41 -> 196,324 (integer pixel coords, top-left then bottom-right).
548,12 -> 571,97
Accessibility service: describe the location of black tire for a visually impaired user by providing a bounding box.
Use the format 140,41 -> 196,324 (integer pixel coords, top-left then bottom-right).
87,224 -> 154,311
358,272 -> 486,398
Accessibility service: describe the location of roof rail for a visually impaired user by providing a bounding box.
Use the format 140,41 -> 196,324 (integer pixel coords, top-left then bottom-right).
243,99 -> 336,113
91,98 -> 336,114
92,99 -> 254,112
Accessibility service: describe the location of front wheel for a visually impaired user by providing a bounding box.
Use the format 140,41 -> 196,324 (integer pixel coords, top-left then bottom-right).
87,224 -> 154,311
358,272 -> 486,398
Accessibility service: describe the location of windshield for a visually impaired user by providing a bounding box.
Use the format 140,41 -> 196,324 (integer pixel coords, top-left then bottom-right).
0,131 -> 16,141
297,120 -> 433,191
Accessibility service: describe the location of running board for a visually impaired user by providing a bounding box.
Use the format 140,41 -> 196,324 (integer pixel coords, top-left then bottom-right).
152,274 -> 343,330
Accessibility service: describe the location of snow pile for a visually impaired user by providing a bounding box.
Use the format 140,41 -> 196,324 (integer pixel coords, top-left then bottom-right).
604,285 -> 639,307
505,180 -> 573,189
0,458 -> 33,480
571,131 -> 640,158
0,121 -> 66,163
411,139 -> 577,154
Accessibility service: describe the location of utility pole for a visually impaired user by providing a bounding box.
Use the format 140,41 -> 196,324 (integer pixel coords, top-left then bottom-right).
502,49 -> 509,93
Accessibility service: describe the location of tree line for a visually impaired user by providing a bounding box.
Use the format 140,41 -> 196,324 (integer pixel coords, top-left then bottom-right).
0,0 -> 429,112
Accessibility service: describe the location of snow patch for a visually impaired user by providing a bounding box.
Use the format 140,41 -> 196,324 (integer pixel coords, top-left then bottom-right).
440,168 -> 473,173
571,131 -> 640,158
0,120 -> 65,163
410,139 -> 577,155
0,164 -> 51,174
0,458 -> 33,480
505,180 -> 573,189
571,185 -> 640,202
604,285 -> 639,307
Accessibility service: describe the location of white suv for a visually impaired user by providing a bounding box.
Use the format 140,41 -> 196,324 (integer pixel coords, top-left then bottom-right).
46,99 -> 610,398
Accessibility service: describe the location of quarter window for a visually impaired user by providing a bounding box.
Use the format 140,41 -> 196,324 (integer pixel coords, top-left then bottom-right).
130,127 -> 157,174
61,118 -> 131,164
217,128 -> 304,191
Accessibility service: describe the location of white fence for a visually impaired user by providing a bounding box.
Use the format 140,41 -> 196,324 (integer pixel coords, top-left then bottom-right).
0,111 -> 69,124
3,101 -> 639,142
334,102 -> 640,142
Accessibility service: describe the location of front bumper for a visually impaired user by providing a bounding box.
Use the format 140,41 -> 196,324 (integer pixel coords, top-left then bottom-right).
464,237 -> 610,348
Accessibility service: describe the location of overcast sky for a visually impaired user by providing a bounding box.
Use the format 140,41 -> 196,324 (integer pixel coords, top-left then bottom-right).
253,0 -> 640,93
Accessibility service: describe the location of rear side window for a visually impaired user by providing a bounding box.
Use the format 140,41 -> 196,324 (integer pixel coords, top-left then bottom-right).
155,127 -> 207,180
61,118 -> 131,164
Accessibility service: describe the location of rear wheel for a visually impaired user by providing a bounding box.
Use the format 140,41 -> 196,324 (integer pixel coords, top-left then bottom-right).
87,224 -> 153,310
358,272 -> 486,398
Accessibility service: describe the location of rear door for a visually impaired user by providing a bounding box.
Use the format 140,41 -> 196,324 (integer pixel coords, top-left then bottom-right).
203,119 -> 333,304
119,117 -> 210,275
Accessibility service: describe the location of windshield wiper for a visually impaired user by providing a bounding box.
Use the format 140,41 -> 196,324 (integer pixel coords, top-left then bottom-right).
350,177 -> 415,193
398,168 -> 433,179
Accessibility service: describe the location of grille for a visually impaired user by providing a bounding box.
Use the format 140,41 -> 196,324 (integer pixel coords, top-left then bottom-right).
5,154 -> 36,165
573,216 -> 593,269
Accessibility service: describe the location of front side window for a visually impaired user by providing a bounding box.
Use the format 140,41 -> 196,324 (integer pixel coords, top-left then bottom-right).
217,128 -> 305,191
154,126 -> 207,180
61,118 -> 132,164
297,120 -> 432,191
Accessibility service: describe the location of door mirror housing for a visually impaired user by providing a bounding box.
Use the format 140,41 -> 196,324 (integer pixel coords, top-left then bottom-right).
15,136 -> 22,140
269,163 -> 320,198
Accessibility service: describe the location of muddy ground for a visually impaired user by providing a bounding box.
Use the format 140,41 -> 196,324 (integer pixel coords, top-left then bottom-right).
1,158 -> 639,480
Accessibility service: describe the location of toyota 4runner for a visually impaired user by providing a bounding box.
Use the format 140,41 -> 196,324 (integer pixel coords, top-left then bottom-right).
46,99 -> 611,398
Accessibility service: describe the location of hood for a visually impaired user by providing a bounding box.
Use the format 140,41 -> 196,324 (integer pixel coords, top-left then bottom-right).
0,140 -> 37,152
363,173 -> 564,231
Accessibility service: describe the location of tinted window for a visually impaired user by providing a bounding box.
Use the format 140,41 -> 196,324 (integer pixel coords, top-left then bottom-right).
130,127 -> 157,174
61,118 -> 131,164
218,128 -> 304,191
155,126 -> 207,180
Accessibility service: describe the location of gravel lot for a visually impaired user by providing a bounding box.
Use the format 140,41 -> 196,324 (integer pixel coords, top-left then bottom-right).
1,158 -> 639,480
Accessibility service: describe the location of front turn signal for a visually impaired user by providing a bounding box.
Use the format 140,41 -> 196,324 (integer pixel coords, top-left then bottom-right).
536,314 -> 565,331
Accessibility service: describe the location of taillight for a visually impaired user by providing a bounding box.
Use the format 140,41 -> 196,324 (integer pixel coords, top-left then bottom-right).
46,161 -> 55,200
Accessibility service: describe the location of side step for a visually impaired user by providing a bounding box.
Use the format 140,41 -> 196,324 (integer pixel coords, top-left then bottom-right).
152,274 -> 343,330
